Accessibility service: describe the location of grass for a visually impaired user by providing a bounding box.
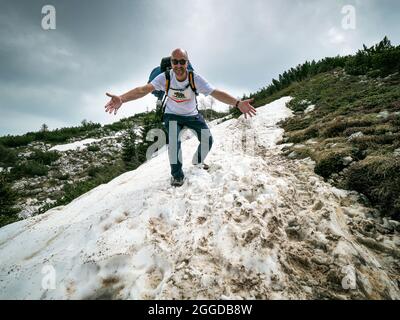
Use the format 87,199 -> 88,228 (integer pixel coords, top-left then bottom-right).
346,156 -> 400,218
272,69 -> 400,219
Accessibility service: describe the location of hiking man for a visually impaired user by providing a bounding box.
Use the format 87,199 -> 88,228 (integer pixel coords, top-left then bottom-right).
104,48 -> 257,186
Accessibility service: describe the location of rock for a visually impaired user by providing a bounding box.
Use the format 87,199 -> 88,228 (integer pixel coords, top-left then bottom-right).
287,218 -> 299,227
342,207 -> 356,218
347,132 -> 364,141
302,286 -> 313,294
322,211 -> 331,220
394,148 -> 400,157
304,105 -> 315,114
312,200 -> 324,211
326,268 -> 342,284
18,206 -> 39,219
342,156 -> 353,166
305,139 -> 318,145
388,220 -> 400,232
356,236 -> 400,258
308,239 -> 328,252
288,151 -> 298,159
382,218 -> 394,232
29,188 -> 43,195
311,255 -> 331,266
377,110 -> 390,119
285,225 -> 304,240
281,143 -> 294,150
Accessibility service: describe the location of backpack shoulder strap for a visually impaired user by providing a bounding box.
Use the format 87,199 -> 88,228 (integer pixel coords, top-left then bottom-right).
160,70 -> 171,115
164,70 -> 171,93
188,71 -> 198,96
188,70 -> 199,112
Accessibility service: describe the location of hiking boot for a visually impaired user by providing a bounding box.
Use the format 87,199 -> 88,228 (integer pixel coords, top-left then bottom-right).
192,157 -> 210,170
201,163 -> 210,170
171,176 -> 185,187
193,163 -> 210,170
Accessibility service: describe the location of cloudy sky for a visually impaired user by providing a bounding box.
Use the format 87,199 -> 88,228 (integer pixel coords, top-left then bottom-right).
1,0 -> 399,136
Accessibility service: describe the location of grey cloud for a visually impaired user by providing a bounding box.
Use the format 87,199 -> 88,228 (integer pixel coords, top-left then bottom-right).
1,0 -> 399,135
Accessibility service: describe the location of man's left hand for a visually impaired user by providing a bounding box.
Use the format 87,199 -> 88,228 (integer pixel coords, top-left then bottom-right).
238,99 -> 257,119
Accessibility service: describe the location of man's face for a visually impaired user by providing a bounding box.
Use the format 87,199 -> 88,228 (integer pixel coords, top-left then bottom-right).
171,53 -> 188,78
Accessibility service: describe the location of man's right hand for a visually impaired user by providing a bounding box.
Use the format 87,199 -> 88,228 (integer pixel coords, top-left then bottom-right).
104,93 -> 123,115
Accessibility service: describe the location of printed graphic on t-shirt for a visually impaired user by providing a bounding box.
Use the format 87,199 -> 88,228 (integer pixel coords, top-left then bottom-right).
174,92 -> 185,99
168,87 -> 192,103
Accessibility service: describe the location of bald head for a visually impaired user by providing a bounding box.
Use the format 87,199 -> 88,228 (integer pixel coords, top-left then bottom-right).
170,48 -> 189,80
171,48 -> 188,60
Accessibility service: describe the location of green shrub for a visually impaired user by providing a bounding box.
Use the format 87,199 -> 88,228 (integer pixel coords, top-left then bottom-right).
281,117 -> 313,132
54,172 -> 69,180
346,156 -> 400,218
87,166 -> 102,177
0,215 -> 20,228
0,134 -> 34,147
343,127 -> 376,136
87,145 -> 101,152
11,161 -> 48,178
286,98 -> 311,112
28,150 -> 60,165
0,122 -> 102,147
0,144 -> 17,167
350,134 -> 400,149
122,128 -> 143,170
103,121 -> 129,132
350,146 -> 367,161
286,126 -> 320,143
0,174 -> 19,228
322,118 -> 376,138
199,109 -> 229,121
314,152 -> 347,179
345,37 -> 400,77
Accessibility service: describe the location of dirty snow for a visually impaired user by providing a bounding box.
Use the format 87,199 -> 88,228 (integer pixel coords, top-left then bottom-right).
0,97 -> 399,300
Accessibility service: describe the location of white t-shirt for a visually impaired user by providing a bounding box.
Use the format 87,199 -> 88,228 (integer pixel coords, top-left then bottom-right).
151,70 -> 215,116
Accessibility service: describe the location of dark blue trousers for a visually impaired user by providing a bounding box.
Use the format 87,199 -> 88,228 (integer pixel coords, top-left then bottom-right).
163,113 -> 214,179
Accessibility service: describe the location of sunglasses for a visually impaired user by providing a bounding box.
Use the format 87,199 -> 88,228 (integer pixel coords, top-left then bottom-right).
171,59 -> 187,66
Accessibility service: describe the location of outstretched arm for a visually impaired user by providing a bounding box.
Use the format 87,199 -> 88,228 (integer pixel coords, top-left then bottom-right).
104,83 -> 155,115
210,89 -> 256,119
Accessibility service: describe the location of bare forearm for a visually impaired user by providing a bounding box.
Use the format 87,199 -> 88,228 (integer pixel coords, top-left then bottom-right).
211,89 -> 257,118
120,84 -> 153,103
210,89 -> 238,106
120,88 -> 147,103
